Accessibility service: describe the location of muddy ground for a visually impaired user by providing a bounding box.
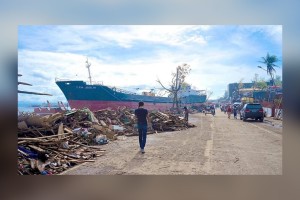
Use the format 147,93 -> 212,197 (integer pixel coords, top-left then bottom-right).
61,109 -> 282,175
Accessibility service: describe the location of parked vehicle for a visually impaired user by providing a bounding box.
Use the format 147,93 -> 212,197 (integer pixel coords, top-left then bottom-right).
240,103 -> 264,122
204,105 -> 215,116
233,102 -> 242,108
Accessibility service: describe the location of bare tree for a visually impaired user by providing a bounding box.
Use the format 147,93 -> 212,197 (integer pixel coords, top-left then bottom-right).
205,90 -> 213,104
157,64 -> 191,112
238,78 -> 244,96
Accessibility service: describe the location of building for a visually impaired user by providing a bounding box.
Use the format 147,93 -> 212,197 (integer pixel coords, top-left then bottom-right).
227,81 -> 282,103
228,82 -> 254,99
227,81 -> 273,98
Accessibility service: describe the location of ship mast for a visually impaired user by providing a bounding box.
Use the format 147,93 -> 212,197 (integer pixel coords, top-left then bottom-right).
86,58 -> 92,85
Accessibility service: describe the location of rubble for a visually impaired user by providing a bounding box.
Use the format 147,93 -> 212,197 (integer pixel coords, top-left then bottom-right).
18,106 -> 196,175
149,110 -> 195,132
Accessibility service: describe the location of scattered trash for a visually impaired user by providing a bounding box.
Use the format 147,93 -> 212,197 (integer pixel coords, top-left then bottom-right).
95,134 -> 108,145
234,157 -> 239,163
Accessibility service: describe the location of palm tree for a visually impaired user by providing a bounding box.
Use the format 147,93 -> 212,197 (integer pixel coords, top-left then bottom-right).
259,53 -> 279,86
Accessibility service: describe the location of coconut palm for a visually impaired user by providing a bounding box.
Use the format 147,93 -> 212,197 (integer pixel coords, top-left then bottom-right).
259,53 -> 279,86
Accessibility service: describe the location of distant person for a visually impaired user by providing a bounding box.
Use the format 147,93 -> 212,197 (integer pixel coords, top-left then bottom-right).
134,101 -> 149,154
210,105 -> 215,116
233,105 -> 238,119
184,106 -> 189,123
227,105 -> 232,119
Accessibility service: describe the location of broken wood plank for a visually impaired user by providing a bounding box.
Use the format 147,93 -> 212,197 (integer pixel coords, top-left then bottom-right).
99,120 -> 107,127
18,132 -> 73,140
68,140 -> 105,150
64,127 -> 73,134
57,123 -> 64,140
32,127 -> 44,137
28,145 -> 45,153
68,159 -> 95,163
18,149 -> 28,157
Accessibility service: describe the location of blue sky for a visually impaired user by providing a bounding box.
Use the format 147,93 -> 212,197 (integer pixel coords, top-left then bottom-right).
18,25 -> 282,104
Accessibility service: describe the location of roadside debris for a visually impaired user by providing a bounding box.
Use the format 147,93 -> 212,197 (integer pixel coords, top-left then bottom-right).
18,107 -> 196,175
149,110 -> 196,132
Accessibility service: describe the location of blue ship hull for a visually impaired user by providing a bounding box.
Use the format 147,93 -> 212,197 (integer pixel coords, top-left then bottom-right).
56,80 -> 207,111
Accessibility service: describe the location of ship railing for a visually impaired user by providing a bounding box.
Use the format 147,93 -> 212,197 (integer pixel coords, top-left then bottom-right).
106,85 -> 137,95
55,78 -> 73,82
90,81 -> 103,85
115,88 -> 137,95
55,78 -> 104,85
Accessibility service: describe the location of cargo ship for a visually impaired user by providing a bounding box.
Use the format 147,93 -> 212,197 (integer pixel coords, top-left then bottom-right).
55,60 -> 207,111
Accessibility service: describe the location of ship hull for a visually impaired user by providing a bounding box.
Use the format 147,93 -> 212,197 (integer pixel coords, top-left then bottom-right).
56,80 -> 207,111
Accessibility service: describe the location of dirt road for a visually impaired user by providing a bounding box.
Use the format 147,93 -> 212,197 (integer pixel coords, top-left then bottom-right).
61,109 -> 282,175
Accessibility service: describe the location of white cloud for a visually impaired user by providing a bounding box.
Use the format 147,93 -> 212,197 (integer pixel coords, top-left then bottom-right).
18,25 -> 282,102
238,25 -> 282,45
45,25 -> 210,49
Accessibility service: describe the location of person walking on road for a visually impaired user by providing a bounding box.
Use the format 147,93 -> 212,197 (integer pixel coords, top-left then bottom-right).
233,105 -> 238,119
227,105 -> 232,119
183,106 -> 189,124
134,101 -> 149,154
210,105 -> 215,116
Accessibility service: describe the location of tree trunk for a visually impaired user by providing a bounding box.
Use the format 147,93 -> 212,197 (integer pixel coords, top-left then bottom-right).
172,95 -> 176,108
174,92 -> 180,113
271,73 -> 275,86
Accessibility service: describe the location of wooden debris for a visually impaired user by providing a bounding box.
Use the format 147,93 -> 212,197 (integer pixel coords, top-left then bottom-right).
18,107 -> 196,175
57,123 -> 64,140
28,145 -> 45,153
18,121 -> 28,130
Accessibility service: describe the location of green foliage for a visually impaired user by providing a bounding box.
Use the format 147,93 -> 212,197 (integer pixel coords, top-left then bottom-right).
256,77 -> 268,90
274,75 -> 282,86
260,53 -> 279,75
259,53 -> 280,85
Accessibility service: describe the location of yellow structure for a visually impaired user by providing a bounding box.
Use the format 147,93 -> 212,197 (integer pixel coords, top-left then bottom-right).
241,97 -> 254,103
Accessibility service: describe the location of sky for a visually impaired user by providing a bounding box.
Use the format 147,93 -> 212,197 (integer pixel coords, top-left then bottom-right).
18,25 -> 282,104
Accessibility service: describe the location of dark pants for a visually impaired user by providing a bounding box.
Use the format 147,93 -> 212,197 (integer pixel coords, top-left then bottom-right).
138,124 -> 147,149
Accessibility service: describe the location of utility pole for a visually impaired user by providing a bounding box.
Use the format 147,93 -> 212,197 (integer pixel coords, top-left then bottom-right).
86,58 -> 92,85
174,67 -> 180,109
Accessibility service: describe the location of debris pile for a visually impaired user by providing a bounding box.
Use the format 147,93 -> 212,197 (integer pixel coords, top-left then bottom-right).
18,107 -> 196,175
18,110 -> 107,175
149,111 -> 195,132
18,129 -> 105,175
93,107 -> 136,136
